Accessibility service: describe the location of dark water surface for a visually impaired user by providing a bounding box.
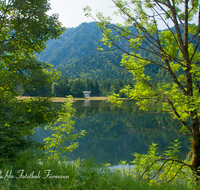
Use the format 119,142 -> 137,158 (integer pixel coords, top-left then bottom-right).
35,100 -> 189,165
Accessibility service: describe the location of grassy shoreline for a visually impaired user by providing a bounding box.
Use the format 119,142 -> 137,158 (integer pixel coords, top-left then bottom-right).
52,96 -> 108,102
16,96 -> 109,102
1,157 -> 196,190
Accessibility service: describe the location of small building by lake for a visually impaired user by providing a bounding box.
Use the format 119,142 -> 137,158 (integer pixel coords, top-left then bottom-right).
83,91 -> 91,98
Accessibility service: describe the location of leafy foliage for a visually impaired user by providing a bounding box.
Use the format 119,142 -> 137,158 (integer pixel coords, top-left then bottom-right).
44,96 -> 86,159
0,97 -> 62,160
130,141 -> 193,183
85,0 -> 200,181
0,0 -> 83,162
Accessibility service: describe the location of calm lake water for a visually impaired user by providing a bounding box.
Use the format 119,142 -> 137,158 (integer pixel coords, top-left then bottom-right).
35,100 -> 189,165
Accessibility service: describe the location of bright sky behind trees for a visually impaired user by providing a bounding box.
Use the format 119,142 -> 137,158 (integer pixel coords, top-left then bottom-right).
49,0 -> 197,29
49,0 -> 123,28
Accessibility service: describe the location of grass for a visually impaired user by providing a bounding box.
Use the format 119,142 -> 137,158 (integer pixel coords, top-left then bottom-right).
0,156 -> 198,190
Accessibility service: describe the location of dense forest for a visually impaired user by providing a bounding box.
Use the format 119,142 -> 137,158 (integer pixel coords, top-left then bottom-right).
28,76 -> 134,98
35,22 -> 198,99
35,22 -> 168,98
37,23 -> 152,75
52,77 -> 134,97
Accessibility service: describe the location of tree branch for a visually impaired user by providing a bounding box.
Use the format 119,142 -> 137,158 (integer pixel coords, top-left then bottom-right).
142,79 -> 192,133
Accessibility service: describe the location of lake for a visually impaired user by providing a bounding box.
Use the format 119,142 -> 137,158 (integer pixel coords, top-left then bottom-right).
34,100 -> 190,165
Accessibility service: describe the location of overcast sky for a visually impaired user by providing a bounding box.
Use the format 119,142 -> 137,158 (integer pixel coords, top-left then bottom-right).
48,0 -> 121,28
49,0 -> 197,29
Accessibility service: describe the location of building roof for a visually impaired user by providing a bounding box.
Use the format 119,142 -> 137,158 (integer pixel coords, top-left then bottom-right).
83,91 -> 91,94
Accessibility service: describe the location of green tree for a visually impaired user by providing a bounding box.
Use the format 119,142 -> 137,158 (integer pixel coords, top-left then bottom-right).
0,0 -> 64,97
85,0 -> 200,181
69,78 -> 85,97
0,0 -> 82,161
93,80 -> 100,96
52,77 -> 70,97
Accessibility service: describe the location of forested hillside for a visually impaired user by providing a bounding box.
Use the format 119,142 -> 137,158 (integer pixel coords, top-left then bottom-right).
37,22 -> 132,81
36,22 -> 197,98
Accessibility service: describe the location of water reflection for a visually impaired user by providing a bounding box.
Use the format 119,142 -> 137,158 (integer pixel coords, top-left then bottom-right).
68,100 -> 189,165
35,100 -> 190,165
83,100 -> 91,107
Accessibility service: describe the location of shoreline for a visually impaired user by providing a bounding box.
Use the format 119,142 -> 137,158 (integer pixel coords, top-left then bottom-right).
51,96 -> 108,102
16,96 -> 109,102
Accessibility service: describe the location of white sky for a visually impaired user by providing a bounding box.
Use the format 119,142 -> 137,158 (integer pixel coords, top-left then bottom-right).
48,0 -> 197,29
48,0 -> 121,28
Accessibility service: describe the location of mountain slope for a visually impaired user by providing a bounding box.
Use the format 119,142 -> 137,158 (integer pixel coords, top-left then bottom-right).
57,51 -> 132,80
37,22 -> 132,80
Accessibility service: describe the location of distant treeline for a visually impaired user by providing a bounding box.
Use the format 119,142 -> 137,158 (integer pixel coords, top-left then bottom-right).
25,63 -> 173,98
27,77 -> 134,98
52,77 -> 134,98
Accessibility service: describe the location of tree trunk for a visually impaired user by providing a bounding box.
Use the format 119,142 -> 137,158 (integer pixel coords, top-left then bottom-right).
191,110 -> 200,181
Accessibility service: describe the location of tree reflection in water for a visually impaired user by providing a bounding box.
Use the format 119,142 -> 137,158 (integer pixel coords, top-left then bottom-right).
35,100 -> 190,165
